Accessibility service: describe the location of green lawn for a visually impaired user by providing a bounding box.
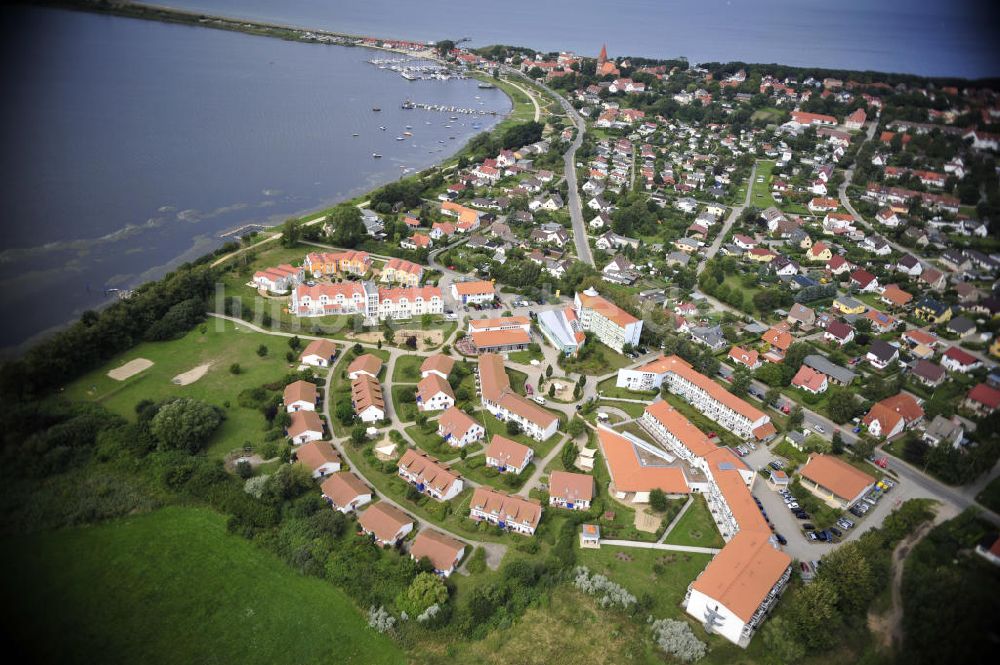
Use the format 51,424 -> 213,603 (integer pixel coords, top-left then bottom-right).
457,456 -> 533,491
576,545 -> 713,619
392,385 -> 420,423
662,495 -> 725,548
392,354 -> 424,383
329,347 -> 391,436
750,159 -> 777,209
596,376 -> 658,400
508,347 -> 544,365
63,319 -> 302,459
659,392 -> 742,448
0,507 -> 402,665
559,341 -> 632,375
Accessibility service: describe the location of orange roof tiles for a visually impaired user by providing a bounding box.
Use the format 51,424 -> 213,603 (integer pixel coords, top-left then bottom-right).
691,530 -> 791,622
420,354 -> 455,377
484,434 -> 532,469
644,401 -> 716,458
470,488 -> 542,529
288,410 -> 324,438
799,454 -> 876,501
320,472 -> 370,506
576,290 -> 639,328
398,449 -> 461,493
283,380 -> 317,406
294,440 -> 341,471
549,471 -> 595,503
351,375 -> 384,415
348,353 -> 383,377
453,280 -> 495,296
597,427 -> 690,494
358,502 -> 412,543
410,529 -> 465,571
471,328 -> 531,350
417,373 -> 454,403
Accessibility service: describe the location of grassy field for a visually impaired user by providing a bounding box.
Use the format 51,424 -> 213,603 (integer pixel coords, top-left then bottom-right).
0,507 -> 403,665
559,341 -> 632,375
595,375 -> 658,400
63,319 -> 300,459
410,586 -> 664,665
750,160 -> 777,209
576,545 -> 713,619
392,354 -> 424,383
662,495 -> 725,548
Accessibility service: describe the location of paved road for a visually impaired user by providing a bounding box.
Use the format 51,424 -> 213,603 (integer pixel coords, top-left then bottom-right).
506,68 -> 593,267
696,161 -> 759,275
599,539 -> 721,554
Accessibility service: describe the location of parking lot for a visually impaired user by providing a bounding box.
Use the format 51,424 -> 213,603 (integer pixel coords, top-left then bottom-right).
743,444 -> 905,563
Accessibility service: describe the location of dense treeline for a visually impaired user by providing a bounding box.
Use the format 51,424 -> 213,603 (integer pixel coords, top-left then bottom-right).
899,510 -> 999,665
1,260 -> 219,400
762,500 -> 934,662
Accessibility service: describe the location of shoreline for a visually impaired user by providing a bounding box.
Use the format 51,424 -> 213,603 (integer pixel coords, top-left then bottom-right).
2,1 -> 522,358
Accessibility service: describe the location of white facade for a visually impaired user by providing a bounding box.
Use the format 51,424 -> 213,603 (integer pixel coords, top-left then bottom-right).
418,390 -> 455,412
357,404 -> 385,423
438,421 -> 485,448
683,568 -> 790,647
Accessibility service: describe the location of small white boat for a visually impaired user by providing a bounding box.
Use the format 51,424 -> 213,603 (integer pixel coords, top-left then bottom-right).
379,126 -> 386,131
396,136 -> 405,141
372,153 -> 382,158
352,133 -> 359,137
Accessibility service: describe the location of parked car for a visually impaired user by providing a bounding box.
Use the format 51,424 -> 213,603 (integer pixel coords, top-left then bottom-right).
769,461 -> 783,470
787,502 -> 800,510
807,532 -> 819,541
802,523 -> 815,531
813,424 -> 826,434
775,533 -> 787,545
829,527 -> 843,538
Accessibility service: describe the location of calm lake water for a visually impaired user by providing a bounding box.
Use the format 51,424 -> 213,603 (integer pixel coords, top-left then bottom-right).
0,5 -> 509,351
161,0 -> 998,78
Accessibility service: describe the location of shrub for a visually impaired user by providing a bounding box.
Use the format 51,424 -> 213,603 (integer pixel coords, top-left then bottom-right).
229,363 -> 242,374
367,605 -> 396,634
650,618 -> 708,662
572,566 -> 637,609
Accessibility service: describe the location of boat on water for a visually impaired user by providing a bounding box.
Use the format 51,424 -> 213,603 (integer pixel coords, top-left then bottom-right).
372,107 -> 381,111
450,116 -> 458,120
405,125 -> 412,129
396,136 -> 405,141
372,153 -> 382,158
403,131 -> 413,136
352,133 -> 359,137
477,82 -> 495,89
379,126 -> 386,130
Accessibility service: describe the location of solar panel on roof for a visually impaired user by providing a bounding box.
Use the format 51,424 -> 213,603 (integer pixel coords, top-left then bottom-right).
719,462 -> 735,470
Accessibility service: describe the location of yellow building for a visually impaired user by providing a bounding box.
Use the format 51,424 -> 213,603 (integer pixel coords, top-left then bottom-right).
806,241 -> 832,262
913,298 -> 952,324
380,258 -> 424,287
833,297 -> 866,315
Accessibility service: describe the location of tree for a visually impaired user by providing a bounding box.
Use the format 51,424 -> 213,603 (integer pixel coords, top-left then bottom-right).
731,367 -> 751,397
288,336 -> 302,350
789,406 -> 804,429
257,344 -> 268,357
827,387 -> 858,424
328,205 -> 367,248
281,218 -> 300,247
649,488 -> 668,512
817,541 -> 875,617
548,384 -> 556,398
235,459 -> 253,480
383,326 -> 395,344
545,365 -> 553,378
335,400 -> 355,426
831,430 -> 845,454
566,417 -> 586,438
762,616 -> 806,665
350,424 -> 367,445
434,39 -> 455,56
785,579 -> 841,648
150,398 -> 223,454
561,440 -> 578,469
505,421 -> 521,436
764,386 -> 781,407
229,363 -> 242,374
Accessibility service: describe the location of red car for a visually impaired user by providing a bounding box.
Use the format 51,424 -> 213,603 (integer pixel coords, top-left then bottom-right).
876,457 -> 889,469
781,405 -> 791,414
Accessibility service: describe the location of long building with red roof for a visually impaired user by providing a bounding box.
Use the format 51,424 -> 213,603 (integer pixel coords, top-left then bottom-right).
595,412 -> 790,647
290,280 -> 442,321
618,355 -> 774,441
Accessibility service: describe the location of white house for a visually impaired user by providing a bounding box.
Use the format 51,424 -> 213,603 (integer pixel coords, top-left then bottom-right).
294,440 -> 342,478
283,380 -> 318,413
484,434 -> 534,474
288,410 -> 324,444
437,406 -> 485,448
321,472 -> 372,513
416,374 -> 456,412
299,339 -> 337,368
358,502 -> 414,546
397,449 -> 464,501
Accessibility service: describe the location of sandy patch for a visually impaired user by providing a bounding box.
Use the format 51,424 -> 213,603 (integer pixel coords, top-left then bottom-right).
633,506 -> 662,533
349,329 -> 444,351
108,358 -> 154,381
547,380 -> 575,402
172,362 -> 213,386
